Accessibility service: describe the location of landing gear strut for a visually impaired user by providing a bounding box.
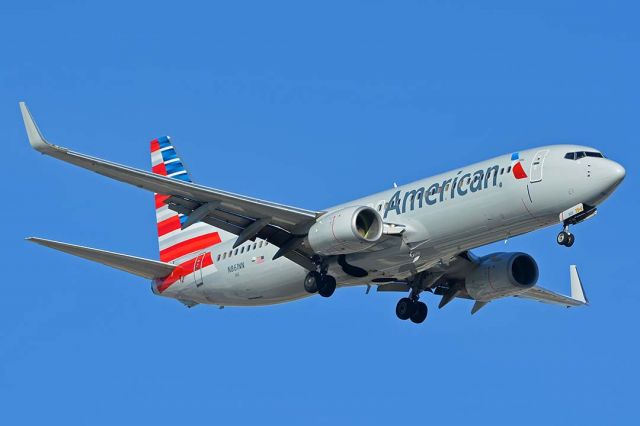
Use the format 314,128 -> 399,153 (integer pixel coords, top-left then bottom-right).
396,288 -> 428,324
557,225 -> 575,247
304,271 -> 337,298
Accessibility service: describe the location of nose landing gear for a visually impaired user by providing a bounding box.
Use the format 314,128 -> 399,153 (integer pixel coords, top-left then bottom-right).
556,204 -> 598,248
557,225 -> 575,247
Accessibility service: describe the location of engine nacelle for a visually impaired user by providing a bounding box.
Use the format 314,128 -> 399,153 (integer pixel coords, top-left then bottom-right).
465,252 -> 539,301
307,206 -> 383,255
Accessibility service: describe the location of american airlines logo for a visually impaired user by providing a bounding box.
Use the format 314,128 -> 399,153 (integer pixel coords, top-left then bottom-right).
384,153 -> 526,219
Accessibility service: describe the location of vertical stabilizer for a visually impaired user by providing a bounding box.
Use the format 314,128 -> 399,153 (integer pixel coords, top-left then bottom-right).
150,136 -> 229,264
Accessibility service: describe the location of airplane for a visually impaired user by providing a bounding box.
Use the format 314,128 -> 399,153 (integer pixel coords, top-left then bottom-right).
20,102 -> 626,324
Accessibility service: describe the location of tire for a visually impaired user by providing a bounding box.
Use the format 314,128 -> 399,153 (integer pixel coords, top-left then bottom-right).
556,231 -> 569,246
410,302 -> 428,324
566,233 -> 575,247
304,271 -> 321,293
318,276 -> 337,298
396,298 -> 415,320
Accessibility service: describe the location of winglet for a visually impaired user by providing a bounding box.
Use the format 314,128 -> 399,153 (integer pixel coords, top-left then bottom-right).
19,102 -> 54,153
569,265 -> 589,305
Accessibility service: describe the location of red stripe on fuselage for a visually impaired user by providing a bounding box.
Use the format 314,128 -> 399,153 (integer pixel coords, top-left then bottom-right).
159,232 -> 221,262
157,216 -> 181,236
156,252 -> 213,293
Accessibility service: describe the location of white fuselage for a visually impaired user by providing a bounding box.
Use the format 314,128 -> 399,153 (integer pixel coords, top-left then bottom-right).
156,144 -> 625,306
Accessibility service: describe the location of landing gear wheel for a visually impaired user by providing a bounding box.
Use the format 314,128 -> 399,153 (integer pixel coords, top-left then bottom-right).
304,271 -> 321,293
565,233 -> 575,247
396,298 -> 416,320
410,302 -> 428,324
556,231 -> 570,246
318,275 -> 337,298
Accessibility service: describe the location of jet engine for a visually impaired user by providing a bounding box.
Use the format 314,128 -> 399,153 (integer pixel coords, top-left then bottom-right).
465,252 -> 539,301
307,206 -> 383,255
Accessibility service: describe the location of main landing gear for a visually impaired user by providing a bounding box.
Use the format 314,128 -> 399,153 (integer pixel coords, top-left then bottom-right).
396,289 -> 428,324
304,271 -> 337,298
557,225 -> 575,247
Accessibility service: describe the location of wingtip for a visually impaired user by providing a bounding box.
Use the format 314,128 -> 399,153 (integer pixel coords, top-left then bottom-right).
569,265 -> 589,305
19,102 -> 52,152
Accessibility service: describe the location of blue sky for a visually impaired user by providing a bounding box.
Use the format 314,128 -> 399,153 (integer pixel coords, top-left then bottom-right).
1,1 -> 638,424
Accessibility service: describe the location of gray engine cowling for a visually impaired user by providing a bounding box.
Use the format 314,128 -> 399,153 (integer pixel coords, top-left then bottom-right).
465,252 -> 539,301
307,206 -> 383,255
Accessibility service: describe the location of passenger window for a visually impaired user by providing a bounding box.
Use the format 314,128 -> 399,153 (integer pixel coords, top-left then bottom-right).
241,247 -> 244,254
500,168 -> 504,175
229,250 -> 232,257
222,252 -> 227,260
253,242 -> 257,250
507,166 -> 511,173
217,254 -> 221,261
259,241 -> 263,248
234,248 -> 238,255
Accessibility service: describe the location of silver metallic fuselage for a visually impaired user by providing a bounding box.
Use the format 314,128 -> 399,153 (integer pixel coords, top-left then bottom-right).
160,144 -> 625,306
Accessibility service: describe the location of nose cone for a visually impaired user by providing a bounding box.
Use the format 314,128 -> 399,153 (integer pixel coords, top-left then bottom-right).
605,161 -> 626,188
588,159 -> 626,205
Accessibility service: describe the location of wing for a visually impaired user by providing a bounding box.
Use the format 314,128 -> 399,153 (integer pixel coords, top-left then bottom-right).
27,237 -> 176,280
20,102 -> 320,270
515,265 -> 588,307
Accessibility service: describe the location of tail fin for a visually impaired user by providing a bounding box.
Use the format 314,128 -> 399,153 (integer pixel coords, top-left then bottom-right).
151,136 -> 228,264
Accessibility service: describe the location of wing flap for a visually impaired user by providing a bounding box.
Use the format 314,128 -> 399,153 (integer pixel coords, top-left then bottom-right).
27,237 -> 176,280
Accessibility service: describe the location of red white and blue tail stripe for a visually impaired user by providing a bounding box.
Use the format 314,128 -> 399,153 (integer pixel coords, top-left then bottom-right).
151,136 -> 223,267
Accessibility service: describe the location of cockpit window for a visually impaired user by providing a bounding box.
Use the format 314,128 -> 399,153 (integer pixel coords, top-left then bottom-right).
564,151 -> 604,160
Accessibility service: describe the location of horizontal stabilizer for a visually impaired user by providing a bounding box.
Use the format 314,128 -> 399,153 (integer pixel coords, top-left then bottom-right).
26,237 -> 176,280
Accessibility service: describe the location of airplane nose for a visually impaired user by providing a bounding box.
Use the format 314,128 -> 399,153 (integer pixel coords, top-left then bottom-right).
585,159 -> 626,205
606,161 -> 626,187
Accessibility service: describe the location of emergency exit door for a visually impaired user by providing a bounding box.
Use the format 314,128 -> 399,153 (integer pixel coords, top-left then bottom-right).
193,253 -> 207,287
